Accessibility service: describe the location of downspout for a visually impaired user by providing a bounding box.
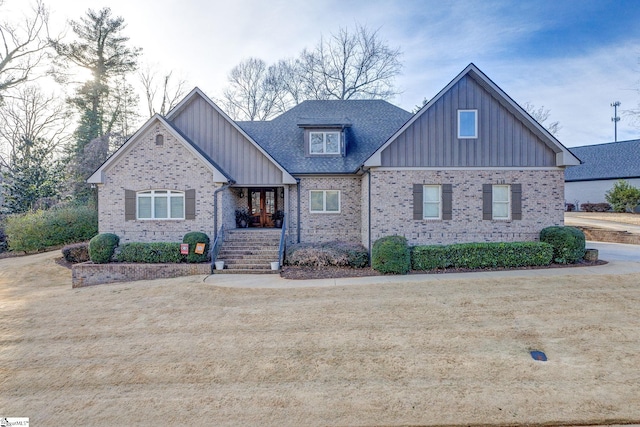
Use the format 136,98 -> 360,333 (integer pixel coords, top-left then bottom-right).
367,168 -> 372,257
296,178 -> 301,243
213,181 -> 233,240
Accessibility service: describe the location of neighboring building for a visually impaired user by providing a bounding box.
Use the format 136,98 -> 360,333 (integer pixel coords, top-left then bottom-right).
565,139 -> 640,209
88,63 -> 579,252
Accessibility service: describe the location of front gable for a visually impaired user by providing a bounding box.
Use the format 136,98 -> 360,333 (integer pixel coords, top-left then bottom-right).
167,88 -> 296,185
365,63 -> 580,168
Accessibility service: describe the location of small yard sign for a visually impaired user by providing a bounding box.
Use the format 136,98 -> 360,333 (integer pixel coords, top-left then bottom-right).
195,243 -> 206,254
180,243 -> 189,255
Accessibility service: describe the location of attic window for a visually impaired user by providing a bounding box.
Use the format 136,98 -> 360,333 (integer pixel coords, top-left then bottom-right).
458,110 -> 477,139
155,134 -> 164,146
310,131 -> 340,155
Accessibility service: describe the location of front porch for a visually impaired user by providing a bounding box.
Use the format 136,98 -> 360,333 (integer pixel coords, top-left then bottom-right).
232,186 -> 286,229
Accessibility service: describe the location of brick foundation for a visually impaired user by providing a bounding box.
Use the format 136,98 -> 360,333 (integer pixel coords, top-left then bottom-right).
72,262 -> 212,288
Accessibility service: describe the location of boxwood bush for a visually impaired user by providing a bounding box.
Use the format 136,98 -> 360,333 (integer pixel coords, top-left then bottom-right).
5,205 -> 98,253
412,241 -> 553,270
115,242 -> 183,263
285,241 -> 368,267
89,233 -> 120,264
371,235 -> 410,275
540,226 -> 586,264
182,231 -> 210,263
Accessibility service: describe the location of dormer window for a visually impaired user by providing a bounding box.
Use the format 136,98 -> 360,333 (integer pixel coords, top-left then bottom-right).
310,131 -> 340,155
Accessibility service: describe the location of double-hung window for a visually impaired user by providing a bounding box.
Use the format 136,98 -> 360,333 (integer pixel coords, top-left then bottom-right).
309,190 -> 340,213
458,109 -> 478,139
492,185 -> 510,220
422,185 -> 441,220
309,131 -> 340,154
137,190 -> 185,220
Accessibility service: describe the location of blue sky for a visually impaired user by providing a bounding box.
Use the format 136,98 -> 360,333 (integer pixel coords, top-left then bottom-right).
6,0 -> 640,146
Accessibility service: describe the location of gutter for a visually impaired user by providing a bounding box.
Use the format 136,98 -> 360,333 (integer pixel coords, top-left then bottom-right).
296,178 -> 301,243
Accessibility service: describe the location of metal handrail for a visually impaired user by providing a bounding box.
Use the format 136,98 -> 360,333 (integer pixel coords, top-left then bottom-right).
210,223 -> 225,266
277,214 -> 286,267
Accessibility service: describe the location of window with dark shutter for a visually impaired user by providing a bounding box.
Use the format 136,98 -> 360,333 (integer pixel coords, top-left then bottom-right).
125,190 -> 136,221
482,184 -> 493,220
442,184 -> 453,220
185,189 -> 196,220
511,184 -> 522,220
413,184 -> 423,220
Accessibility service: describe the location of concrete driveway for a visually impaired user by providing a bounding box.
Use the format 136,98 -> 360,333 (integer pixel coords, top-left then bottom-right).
587,241 -> 640,262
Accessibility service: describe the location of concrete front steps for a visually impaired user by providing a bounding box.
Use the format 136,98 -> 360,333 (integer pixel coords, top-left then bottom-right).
214,228 -> 282,274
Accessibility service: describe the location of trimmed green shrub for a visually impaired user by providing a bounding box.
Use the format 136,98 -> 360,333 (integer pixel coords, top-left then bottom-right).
5,206 -> 98,253
540,226 -> 586,264
89,233 -> 120,264
412,241 -> 553,270
62,242 -> 90,263
371,235 -> 410,275
115,242 -> 183,263
285,241 -> 368,267
182,232 -> 210,263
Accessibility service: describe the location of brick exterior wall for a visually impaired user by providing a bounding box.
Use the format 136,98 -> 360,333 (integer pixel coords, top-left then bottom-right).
72,262 -> 211,287
97,121 -> 220,243
369,169 -> 565,246
293,176 -> 362,244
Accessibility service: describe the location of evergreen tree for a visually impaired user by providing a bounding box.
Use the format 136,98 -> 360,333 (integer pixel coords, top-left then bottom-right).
2,137 -> 63,213
52,7 -> 140,200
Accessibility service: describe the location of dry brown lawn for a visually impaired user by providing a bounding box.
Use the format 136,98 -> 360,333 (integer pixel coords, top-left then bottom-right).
2,252 -> 640,426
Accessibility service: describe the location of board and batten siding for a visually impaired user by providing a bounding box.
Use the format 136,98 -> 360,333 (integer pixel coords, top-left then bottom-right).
381,75 -> 557,168
171,96 -> 284,185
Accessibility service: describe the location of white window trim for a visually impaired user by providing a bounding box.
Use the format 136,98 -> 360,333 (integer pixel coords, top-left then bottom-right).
422,184 -> 442,220
137,190 -> 185,220
458,109 -> 478,139
492,184 -> 511,220
309,131 -> 341,155
309,190 -> 341,213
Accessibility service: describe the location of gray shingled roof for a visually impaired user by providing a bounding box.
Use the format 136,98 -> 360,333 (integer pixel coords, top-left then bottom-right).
565,139 -> 640,181
238,100 -> 413,174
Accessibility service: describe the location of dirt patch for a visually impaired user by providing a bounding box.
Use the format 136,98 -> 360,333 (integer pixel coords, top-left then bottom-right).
2,251 -> 640,426
568,211 -> 640,225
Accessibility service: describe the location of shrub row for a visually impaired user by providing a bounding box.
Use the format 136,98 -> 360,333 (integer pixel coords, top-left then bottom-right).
115,242 -> 184,263
87,231 -> 211,264
285,241 -> 368,267
579,203 -> 611,212
5,206 -> 98,253
371,226 -> 586,274
412,241 -> 554,270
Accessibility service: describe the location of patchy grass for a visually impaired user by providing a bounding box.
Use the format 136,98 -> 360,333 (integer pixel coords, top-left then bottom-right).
1,252 -> 640,426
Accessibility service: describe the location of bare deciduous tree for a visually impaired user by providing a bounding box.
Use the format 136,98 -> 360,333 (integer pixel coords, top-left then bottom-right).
0,0 -> 53,100
0,85 -> 71,168
139,65 -> 188,116
221,24 -> 403,121
299,24 -> 402,101
523,102 -> 561,136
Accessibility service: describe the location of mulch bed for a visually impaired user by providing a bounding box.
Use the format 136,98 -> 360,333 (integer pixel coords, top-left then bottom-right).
280,259 -> 608,280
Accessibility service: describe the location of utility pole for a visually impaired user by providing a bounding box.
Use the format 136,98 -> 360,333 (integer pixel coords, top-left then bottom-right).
611,101 -> 621,142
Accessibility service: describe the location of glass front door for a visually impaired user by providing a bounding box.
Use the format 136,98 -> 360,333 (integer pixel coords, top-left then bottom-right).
248,188 -> 276,227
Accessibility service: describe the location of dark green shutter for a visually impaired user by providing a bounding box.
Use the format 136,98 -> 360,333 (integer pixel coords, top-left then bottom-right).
413,184 -> 423,220
185,189 -> 196,220
125,190 -> 136,221
482,184 -> 492,220
511,184 -> 522,220
442,184 -> 453,220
